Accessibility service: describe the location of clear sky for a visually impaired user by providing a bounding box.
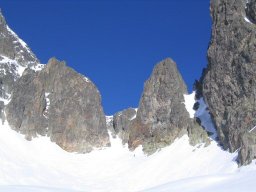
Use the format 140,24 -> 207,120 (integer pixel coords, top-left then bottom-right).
0,0 -> 211,115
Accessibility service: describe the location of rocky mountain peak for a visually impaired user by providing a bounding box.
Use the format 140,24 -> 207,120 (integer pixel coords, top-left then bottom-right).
136,58 -> 187,125
0,10 -> 110,152
0,10 -> 39,67
128,58 -> 208,154
47,57 -> 65,66
0,10 -> 42,121
6,57 -> 110,152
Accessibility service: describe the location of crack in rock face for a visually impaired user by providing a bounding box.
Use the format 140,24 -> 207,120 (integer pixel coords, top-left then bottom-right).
246,0 -> 256,24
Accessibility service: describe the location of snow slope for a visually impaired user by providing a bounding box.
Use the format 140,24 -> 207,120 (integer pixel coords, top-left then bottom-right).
144,170 -> 256,192
0,92 -> 255,191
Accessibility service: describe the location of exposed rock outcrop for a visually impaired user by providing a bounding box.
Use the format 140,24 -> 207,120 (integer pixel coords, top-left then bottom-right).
0,10 -> 38,67
0,10 -> 109,153
0,8 -> 211,157
6,58 -> 110,152
129,58 -> 209,154
113,108 -> 137,144
202,0 -> 256,165
0,10 -> 41,121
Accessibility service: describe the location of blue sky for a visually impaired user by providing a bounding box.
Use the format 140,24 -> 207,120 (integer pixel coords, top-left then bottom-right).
0,0 -> 211,115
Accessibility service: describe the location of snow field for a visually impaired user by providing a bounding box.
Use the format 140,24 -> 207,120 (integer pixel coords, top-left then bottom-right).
0,92 -> 255,191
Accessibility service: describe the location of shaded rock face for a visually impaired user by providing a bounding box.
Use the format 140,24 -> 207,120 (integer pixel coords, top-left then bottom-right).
6,58 -> 110,152
129,58 -> 208,154
113,108 -> 137,144
202,0 -> 256,165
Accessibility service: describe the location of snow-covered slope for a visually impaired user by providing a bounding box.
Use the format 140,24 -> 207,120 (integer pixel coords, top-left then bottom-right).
0,123 -> 255,191
0,92 -> 255,192
144,170 -> 256,192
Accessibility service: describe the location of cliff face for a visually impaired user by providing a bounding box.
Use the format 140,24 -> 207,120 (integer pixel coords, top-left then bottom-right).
0,6 -> 214,158
6,58 -> 110,152
202,0 -> 256,165
128,58 -> 208,154
112,108 -> 137,144
0,11 -> 110,152
0,10 -> 41,121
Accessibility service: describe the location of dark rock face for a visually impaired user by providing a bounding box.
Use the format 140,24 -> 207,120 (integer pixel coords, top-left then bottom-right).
113,108 -> 137,144
202,0 -> 256,165
129,58 -> 208,154
6,58 -> 110,152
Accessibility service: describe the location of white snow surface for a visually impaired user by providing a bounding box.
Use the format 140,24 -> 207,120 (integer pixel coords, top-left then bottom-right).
106,115 -> 113,125
184,91 -> 217,138
0,55 -> 44,77
0,120 -> 256,191
31,63 -> 45,72
0,92 -> 11,105
0,92 -> 256,191
0,55 -> 26,77
43,92 -> 50,118
130,108 -> 138,120
184,92 -> 196,118
84,77 -> 90,83
244,16 -> 253,24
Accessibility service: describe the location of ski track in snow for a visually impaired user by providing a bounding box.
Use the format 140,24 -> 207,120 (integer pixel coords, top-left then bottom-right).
0,92 -> 255,191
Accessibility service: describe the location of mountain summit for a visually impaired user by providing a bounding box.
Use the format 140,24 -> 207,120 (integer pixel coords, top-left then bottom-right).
0,9 -> 209,154
1,0 -> 256,167
128,58 -> 208,153
0,10 -> 110,152
0,9 -> 38,66
0,2 -> 256,191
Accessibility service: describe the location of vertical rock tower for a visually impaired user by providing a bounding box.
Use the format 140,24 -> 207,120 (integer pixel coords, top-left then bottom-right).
202,0 -> 256,165
129,58 -> 208,154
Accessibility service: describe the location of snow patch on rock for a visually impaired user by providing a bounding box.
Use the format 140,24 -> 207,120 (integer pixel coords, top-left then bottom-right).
183,92 -> 196,118
43,92 -> 50,118
0,55 -> 26,77
129,108 -> 138,120
244,16 -> 253,23
106,116 -> 113,125
30,63 -> 45,72
183,91 -> 217,139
